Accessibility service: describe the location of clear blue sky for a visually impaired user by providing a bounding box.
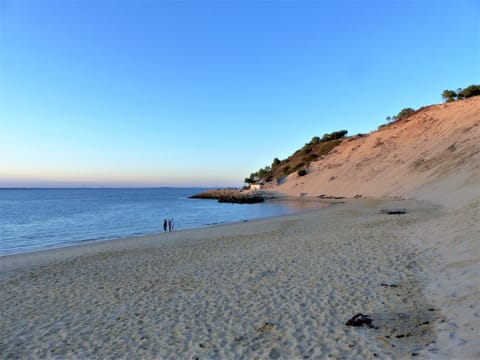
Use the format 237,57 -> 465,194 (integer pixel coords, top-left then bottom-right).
1,0 -> 478,187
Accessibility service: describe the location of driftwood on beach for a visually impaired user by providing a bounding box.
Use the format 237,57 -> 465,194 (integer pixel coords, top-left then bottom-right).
189,189 -> 265,204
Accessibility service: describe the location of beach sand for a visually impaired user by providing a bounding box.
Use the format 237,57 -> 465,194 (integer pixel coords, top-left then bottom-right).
2,197 -> 469,359
1,98 -> 479,359
267,96 -> 480,359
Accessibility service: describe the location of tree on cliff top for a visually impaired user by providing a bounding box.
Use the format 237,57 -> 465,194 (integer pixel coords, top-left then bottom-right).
442,89 -> 457,103
442,84 -> 480,102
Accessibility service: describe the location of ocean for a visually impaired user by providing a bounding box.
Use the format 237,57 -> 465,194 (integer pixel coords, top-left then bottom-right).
0,188 -> 315,255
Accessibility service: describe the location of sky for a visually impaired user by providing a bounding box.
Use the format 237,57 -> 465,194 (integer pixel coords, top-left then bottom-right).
1,0 -> 478,187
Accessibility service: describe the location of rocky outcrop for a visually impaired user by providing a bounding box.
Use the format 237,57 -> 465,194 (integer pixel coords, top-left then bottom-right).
190,189 -> 265,204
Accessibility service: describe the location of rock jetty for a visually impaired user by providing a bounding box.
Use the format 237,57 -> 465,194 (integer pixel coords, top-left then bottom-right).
189,189 -> 265,204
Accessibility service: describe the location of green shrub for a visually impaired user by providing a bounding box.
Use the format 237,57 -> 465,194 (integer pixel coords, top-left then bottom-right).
243,130 -> 344,184
302,147 -> 312,155
321,130 -> 348,142
272,157 -> 281,168
441,85 -> 479,102
297,169 -> 307,176
442,89 -> 457,102
316,139 -> 342,157
396,108 -> 415,120
386,108 -> 416,123
294,162 -> 305,171
306,152 -> 318,162
458,85 -> 480,99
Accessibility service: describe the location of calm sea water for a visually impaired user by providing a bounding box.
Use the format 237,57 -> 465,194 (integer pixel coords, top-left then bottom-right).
0,188 -> 313,255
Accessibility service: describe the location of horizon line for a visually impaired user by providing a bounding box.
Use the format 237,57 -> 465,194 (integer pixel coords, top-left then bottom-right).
0,185 -> 231,190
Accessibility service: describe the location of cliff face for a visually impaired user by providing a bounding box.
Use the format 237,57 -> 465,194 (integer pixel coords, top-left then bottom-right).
273,97 -> 480,204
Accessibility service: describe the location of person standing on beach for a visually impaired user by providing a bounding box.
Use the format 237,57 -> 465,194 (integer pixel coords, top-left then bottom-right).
170,218 -> 174,231
168,218 -> 172,232
163,219 -> 168,232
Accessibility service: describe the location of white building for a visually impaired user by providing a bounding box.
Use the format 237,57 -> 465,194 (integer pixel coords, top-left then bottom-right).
250,183 -> 264,190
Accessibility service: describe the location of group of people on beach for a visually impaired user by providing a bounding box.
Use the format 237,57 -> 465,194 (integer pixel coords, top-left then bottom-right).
163,218 -> 174,232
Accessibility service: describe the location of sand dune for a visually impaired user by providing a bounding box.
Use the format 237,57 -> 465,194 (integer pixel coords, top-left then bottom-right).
274,97 -> 479,205
272,97 -> 480,359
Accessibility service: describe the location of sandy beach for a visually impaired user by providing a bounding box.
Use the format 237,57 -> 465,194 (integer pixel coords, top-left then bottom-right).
1,195 -> 476,359
3,1 -> 479,358
1,98 -> 479,359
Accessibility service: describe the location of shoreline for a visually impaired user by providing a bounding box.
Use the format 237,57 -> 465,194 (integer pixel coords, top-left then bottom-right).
0,196 -> 339,273
0,194 -> 331,261
1,191 -> 478,358
0,194 -> 328,260
1,197 -> 447,359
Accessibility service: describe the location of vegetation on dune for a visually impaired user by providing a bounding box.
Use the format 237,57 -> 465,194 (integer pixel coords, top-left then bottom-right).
385,108 -> 416,124
441,89 -> 458,103
245,84 -> 479,186
381,106 -> 431,130
380,84 -> 479,130
244,130 -> 348,185
442,85 -> 480,102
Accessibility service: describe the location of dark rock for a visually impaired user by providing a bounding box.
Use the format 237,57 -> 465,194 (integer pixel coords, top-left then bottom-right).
218,195 -> 264,204
380,208 -> 407,215
345,313 -> 375,328
190,189 -> 265,204
381,283 -> 399,288
317,194 -> 345,199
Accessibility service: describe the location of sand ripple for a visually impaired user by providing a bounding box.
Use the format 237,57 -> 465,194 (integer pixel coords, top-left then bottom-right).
1,200 -> 438,359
